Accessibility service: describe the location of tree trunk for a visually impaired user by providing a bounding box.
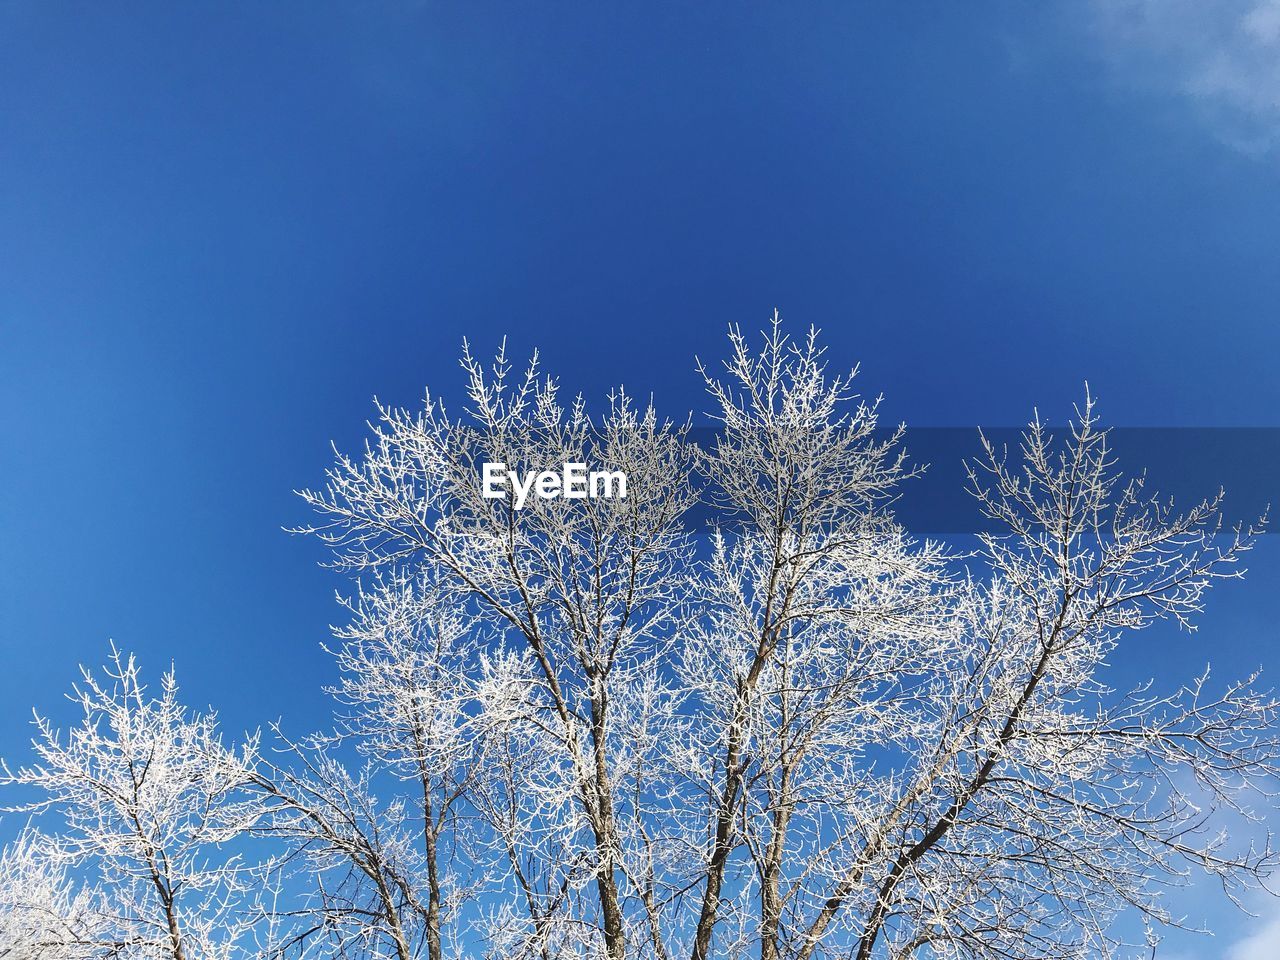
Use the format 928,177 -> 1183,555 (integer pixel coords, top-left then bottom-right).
424,791 -> 443,960
759,790 -> 792,960
590,684 -> 628,960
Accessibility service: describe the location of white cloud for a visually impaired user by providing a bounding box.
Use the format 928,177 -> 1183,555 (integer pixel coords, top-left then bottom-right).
1091,0 -> 1280,155
1228,910 -> 1280,960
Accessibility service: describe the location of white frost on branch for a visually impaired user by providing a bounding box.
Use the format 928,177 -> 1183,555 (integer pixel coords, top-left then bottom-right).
0,647 -> 267,959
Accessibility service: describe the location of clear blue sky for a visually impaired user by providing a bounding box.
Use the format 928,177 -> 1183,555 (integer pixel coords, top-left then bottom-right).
2,4 -> 1279,953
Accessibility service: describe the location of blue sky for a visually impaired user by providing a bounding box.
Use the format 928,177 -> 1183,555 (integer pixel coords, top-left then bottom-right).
2,3 -> 1280,954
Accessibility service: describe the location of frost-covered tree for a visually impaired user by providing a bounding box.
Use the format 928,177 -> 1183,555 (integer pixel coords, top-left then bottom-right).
326,569 -> 482,960
765,393 -> 1276,960
0,829 -> 115,958
4,315 -> 1277,960
296,316 -> 1278,959
297,339 -> 698,960
0,647 -> 265,959
252,570 -> 485,960
252,728 -> 433,960
676,324 -> 952,960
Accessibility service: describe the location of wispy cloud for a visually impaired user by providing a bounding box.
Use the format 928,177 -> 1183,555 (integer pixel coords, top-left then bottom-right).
1228,908 -> 1280,960
1091,0 -> 1280,155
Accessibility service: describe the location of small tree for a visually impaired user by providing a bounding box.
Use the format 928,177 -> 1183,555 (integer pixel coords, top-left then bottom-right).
339,576 -> 477,947
0,647 -> 265,960
0,829 -> 115,958
252,728 -> 432,960
265,568 -> 483,960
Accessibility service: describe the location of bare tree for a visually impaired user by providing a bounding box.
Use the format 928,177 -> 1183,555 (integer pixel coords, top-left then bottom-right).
252,729 -> 433,960
325,569 -> 483,960
0,829 -> 118,958
677,320 -> 951,960
4,316 -> 1277,960
295,319 -> 1277,958
774,397 -> 1276,960
251,568 -> 485,960
0,648 -> 265,960
297,340 -> 698,960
